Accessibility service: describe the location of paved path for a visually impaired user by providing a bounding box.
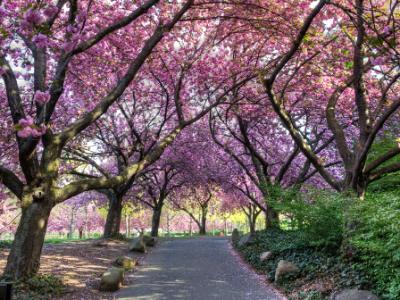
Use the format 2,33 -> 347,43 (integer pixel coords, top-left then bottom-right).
115,237 -> 283,300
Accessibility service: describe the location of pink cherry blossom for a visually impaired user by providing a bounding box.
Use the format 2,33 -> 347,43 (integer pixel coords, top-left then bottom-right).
371,56 -> 385,66
18,116 -> 34,127
34,90 -> 51,105
43,5 -> 59,19
17,126 -> 34,138
32,34 -> 49,49
23,9 -> 42,25
383,25 -> 391,35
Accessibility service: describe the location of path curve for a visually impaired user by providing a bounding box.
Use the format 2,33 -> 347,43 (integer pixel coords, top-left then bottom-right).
115,237 -> 284,300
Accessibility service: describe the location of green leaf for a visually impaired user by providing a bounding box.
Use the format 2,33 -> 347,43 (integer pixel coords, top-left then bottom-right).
344,61 -> 353,69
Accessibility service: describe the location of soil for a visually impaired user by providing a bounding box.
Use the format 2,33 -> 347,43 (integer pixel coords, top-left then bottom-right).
0,239 -> 147,299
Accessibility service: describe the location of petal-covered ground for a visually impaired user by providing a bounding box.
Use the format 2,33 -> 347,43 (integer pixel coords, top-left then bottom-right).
0,239 -> 146,299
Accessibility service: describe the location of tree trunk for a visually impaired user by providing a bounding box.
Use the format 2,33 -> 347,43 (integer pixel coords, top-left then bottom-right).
166,212 -> 170,237
246,209 -> 257,235
4,200 -> 53,279
127,215 -> 131,237
103,193 -> 123,238
67,207 -> 75,239
265,205 -> 279,228
199,210 -> 207,235
264,210 -> 269,230
249,220 -> 256,234
125,213 -> 129,238
353,174 -> 367,200
199,225 -> 206,235
84,205 -> 89,238
151,205 -> 163,237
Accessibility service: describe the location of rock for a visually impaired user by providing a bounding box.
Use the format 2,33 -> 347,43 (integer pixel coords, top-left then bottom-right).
99,267 -> 124,292
142,235 -> 157,247
274,260 -> 299,282
129,236 -> 146,253
260,251 -> 273,262
331,289 -> 380,300
231,229 -> 240,245
114,256 -> 137,270
238,233 -> 255,247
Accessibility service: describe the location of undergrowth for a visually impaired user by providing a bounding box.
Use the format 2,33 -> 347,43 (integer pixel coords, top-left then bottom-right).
237,229 -> 370,300
0,274 -> 66,300
236,188 -> 399,300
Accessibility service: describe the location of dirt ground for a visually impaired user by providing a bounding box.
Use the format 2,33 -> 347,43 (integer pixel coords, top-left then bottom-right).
0,239 -> 147,299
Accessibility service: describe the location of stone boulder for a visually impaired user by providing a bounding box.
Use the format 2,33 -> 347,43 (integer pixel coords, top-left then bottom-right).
231,229 -> 240,245
274,260 -> 299,282
99,267 -> 124,292
114,256 -> 137,270
260,251 -> 273,262
238,233 -> 255,247
331,289 -> 380,300
142,235 -> 157,247
129,236 -> 146,253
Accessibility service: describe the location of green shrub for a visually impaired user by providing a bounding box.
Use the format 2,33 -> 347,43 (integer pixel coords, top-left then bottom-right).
349,191 -> 400,300
272,188 -> 348,250
239,184 -> 399,299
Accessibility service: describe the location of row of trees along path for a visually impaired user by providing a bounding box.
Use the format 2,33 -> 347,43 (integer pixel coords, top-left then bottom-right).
0,0 -> 399,282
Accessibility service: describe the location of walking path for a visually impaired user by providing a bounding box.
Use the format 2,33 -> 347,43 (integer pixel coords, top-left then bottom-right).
115,237 -> 284,300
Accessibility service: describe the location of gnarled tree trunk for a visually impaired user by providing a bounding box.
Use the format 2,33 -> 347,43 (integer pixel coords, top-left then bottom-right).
4,199 -> 53,279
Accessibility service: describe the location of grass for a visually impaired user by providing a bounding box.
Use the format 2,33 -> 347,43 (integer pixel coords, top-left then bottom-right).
0,231 -> 226,249
0,233 -> 104,249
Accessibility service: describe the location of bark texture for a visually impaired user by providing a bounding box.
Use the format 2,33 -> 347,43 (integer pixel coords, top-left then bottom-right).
4,200 -> 53,279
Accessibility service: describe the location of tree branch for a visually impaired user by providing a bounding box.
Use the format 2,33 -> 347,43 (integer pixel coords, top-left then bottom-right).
368,162 -> 400,183
57,0 -> 193,146
364,145 -> 400,174
0,165 -> 24,199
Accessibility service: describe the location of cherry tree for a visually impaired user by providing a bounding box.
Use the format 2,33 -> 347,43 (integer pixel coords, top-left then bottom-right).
47,194 -> 105,238
63,92 -> 171,238
257,0 -> 400,196
0,0 -> 261,278
166,122 -> 231,235
62,19 -> 232,237
55,0 -> 259,239
171,186 -> 214,235
0,0 -> 199,279
219,188 -> 263,235
132,161 -> 184,237
209,95 -> 340,228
